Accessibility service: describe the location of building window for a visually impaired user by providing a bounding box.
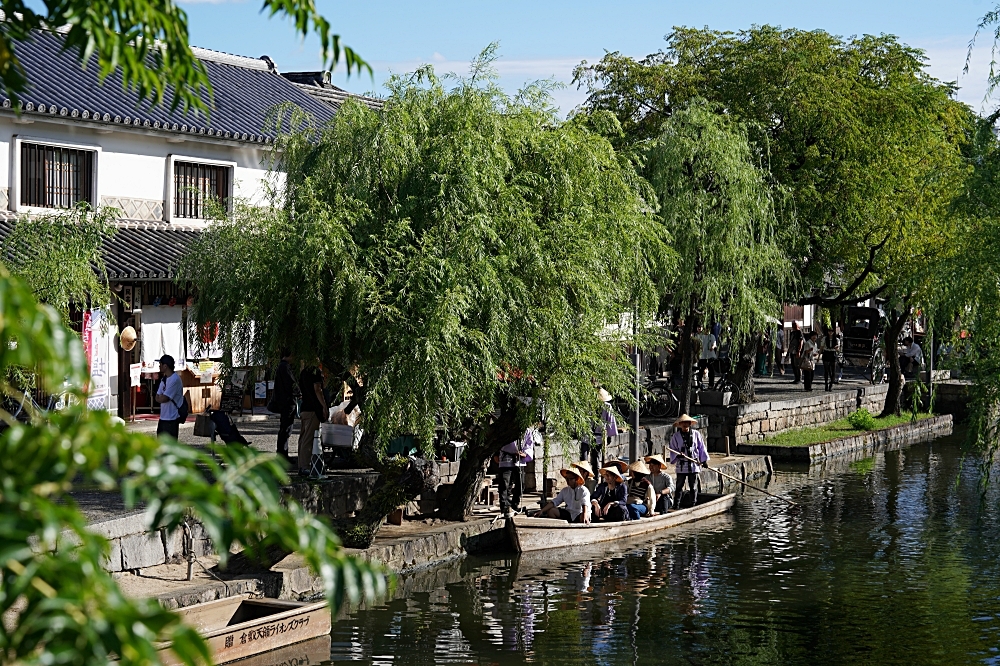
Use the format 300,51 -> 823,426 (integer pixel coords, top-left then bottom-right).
173,161 -> 230,219
20,142 -> 95,208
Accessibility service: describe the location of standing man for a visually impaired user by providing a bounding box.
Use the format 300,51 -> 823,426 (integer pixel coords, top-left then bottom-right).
297,361 -> 327,476
773,323 -> 785,376
154,355 -> 185,440
498,427 -> 538,516
821,325 -> 840,391
668,414 -> 709,508
696,325 -> 717,388
789,322 -> 804,384
270,348 -> 298,463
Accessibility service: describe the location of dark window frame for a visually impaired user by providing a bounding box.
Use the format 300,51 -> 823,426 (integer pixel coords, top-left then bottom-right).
172,160 -> 232,220
19,141 -> 96,209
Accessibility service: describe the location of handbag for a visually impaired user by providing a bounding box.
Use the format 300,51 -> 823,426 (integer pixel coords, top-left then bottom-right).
193,412 -> 215,437
799,355 -> 813,370
172,393 -> 190,423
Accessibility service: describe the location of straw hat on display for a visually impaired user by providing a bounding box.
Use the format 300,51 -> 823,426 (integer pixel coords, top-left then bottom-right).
599,466 -> 625,483
629,460 -> 650,475
597,388 -> 613,403
674,413 -> 698,427
572,460 -> 595,479
119,326 -> 137,352
644,454 -> 668,468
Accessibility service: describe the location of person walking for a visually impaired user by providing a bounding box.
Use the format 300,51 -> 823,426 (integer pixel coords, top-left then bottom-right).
668,414 -> 709,508
773,323 -> 785,376
498,427 -> 538,516
297,361 -> 327,475
154,354 -> 185,440
801,331 -> 820,392
821,325 -> 840,391
696,325 -> 717,387
270,348 -> 298,463
789,322 -> 804,384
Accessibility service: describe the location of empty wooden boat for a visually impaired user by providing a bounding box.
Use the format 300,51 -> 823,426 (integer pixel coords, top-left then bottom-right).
158,596 -> 330,666
507,492 -> 736,553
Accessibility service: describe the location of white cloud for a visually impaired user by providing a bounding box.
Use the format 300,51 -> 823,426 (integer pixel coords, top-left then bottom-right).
917,36 -> 994,111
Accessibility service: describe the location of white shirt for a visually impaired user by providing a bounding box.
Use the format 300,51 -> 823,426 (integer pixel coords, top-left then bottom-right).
553,484 -> 591,520
905,342 -> 924,364
698,333 -> 718,360
157,373 -> 185,421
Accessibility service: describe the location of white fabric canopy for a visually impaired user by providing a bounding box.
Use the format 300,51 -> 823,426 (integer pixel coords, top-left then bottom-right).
140,306 -> 185,372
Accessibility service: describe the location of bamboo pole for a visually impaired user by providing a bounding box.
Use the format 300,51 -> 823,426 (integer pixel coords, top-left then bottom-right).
673,450 -> 798,508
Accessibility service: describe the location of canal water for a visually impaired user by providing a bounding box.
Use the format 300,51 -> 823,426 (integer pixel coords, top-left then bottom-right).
319,432 -> 1000,665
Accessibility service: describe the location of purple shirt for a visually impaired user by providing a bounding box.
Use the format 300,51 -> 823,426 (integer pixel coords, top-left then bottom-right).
499,428 -> 537,468
669,429 -> 709,474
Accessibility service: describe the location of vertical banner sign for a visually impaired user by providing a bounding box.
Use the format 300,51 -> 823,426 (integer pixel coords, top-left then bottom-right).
83,310 -> 110,410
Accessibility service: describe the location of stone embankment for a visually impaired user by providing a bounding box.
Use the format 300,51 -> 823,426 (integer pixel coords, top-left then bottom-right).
736,414 -> 954,462
699,385 -> 888,451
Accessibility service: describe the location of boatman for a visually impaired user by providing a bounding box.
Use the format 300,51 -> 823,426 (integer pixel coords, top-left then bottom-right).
534,467 -> 591,523
668,414 -> 709,508
498,427 -> 539,517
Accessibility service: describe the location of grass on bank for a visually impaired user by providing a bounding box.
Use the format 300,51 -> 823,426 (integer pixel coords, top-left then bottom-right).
764,412 -> 936,448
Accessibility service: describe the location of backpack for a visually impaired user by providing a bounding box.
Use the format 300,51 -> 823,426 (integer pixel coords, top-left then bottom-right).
172,392 -> 189,423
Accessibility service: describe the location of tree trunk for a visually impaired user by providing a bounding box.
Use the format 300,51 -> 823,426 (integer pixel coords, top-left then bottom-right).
880,305 -> 911,418
679,313 -> 700,415
438,408 -> 523,521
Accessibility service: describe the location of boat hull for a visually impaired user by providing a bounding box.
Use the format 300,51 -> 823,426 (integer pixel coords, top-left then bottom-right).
158,597 -> 331,666
508,493 -> 736,553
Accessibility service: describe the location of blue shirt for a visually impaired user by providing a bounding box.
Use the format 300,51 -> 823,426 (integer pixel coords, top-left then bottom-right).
157,373 -> 185,421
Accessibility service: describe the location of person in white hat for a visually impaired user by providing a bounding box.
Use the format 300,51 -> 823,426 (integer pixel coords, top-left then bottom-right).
669,414 -> 709,507
534,467 -> 591,523
644,453 -> 676,514
591,465 -> 628,521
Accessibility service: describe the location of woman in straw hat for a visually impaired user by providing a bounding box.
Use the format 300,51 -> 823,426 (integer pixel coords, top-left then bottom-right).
669,414 -> 709,507
643,453 -> 676,514
625,460 -> 654,519
591,465 -> 628,522
534,466 -> 591,523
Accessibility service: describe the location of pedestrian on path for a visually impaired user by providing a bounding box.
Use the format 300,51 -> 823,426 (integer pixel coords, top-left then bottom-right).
801,331 -> 820,392
498,427 -> 538,516
821,325 -> 840,391
668,414 -> 709,508
269,348 -> 299,463
154,355 -> 185,440
789,322 -> 804,384
773,323 -> 785,376
297,361 -> 327,475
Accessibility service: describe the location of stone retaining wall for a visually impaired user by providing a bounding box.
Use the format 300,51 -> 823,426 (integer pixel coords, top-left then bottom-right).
736,414 -> 954,462
935,380 -> 972,421
284,470 -> 381,518
90,512 -> 213,573
698,385 -> 889,451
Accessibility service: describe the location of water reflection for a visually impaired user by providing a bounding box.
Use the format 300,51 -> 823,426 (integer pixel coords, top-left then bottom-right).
327,433 -> 1000,665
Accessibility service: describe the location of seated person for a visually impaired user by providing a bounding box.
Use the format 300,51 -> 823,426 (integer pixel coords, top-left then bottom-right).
535,467 -> 591,523
899,336 -> 924,376
644,454 -> 675,514
626,461 -> 654,520
571,460 -> 595,486
591,466 -> 629,521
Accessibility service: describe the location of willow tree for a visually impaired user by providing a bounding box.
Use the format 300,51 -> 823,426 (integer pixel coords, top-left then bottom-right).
183,49 -> 668,530
577,27 -> 970,414
645,101 -> 787,409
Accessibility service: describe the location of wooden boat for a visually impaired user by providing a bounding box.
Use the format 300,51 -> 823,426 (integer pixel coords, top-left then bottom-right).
507,492 -> 736,553
157,596 -> 331,666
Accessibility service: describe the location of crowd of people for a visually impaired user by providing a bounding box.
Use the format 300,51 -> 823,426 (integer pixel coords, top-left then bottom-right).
524,414 -> 710,524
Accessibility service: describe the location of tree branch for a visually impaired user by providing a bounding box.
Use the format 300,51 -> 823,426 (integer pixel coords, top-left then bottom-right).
799,235 -> 890,306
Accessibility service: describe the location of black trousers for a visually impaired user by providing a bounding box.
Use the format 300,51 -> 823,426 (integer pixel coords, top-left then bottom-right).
803,368 -> 815,391
277,408 -> 296,458
822,353 -> 837,389
498,467 -> 524,512
156,417 -> 180,440
655,494 -> 673,513
676,473 -> 700,507
791,354 -> 802,382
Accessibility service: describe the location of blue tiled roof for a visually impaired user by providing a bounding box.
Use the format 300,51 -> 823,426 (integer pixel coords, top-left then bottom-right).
0,29 -> 337,144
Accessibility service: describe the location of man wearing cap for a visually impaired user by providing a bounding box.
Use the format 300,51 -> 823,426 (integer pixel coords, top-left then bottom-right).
535,467 -> 591,523
154,355 -> 185,440
644,454 -> 676,514
669,414 -> 710,507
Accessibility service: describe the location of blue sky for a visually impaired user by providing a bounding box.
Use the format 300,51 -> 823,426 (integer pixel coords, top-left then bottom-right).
180,0 -> 1000,114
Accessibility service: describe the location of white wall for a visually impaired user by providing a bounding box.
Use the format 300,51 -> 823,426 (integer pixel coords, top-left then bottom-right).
0,115 -> 281,224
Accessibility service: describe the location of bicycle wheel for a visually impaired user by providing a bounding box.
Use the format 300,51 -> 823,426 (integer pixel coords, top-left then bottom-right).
868,348 -> 887,385
648,391 -> 670,418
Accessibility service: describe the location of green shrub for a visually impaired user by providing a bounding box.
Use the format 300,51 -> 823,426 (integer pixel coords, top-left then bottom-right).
848,408 -> 878,431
